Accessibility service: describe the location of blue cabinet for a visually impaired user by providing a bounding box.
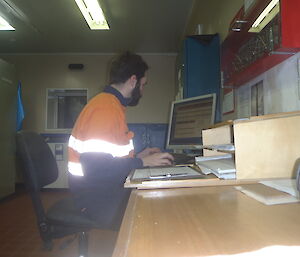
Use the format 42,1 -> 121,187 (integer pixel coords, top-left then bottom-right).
128,123 -> 168,153
41,124 -> 169,177
128,124 -> 147,153
179,34 -> 221,121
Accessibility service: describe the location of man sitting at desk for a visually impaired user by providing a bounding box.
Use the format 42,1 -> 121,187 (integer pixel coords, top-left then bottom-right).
68,52 -> 174,229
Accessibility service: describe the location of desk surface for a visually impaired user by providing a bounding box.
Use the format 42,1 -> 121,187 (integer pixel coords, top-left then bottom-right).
112,186 -> 300,257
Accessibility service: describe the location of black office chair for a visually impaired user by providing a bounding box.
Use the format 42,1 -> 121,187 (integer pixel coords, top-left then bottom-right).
16,131 -> 99,257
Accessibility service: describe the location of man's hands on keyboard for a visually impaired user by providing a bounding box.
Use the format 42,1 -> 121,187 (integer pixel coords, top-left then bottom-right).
137,148 -> 195,167
141,152 -> 174,167
138,147 -> 174,167
171,153 -> 195,165
136,147 -> 161,158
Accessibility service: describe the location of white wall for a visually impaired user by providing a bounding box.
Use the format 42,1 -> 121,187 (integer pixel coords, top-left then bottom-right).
223,53 -> 300,120
0,54 -> 177,133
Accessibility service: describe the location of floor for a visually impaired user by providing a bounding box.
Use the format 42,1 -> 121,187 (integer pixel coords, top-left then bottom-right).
0,185 -> 118,257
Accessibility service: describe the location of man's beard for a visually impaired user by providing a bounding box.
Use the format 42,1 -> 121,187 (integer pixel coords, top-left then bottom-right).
128,81 -> 142,106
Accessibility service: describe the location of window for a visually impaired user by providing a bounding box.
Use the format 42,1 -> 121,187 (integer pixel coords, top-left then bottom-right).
46,89 -> 87,129
251,81 -> 264,116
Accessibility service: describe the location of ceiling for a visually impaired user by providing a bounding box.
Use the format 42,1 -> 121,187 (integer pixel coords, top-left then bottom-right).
0,0 -> 195,54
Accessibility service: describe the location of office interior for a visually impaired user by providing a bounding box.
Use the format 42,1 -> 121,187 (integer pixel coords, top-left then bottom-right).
2,0 -> 300,257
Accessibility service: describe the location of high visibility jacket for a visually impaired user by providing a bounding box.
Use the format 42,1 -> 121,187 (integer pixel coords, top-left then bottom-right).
68,86 -> 143,177
67,86 -> 142,228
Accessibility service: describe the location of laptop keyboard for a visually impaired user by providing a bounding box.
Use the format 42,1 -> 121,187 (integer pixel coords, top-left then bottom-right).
172,153 -> 195,165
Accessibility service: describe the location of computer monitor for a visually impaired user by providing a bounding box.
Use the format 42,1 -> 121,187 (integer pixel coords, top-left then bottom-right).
166,93 -> 216,150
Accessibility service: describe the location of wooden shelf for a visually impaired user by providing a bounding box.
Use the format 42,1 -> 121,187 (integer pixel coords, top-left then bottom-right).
202,111 -> 300,180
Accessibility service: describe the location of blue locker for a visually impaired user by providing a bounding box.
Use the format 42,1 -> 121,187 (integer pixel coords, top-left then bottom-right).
128,124 -> 148,154
181,34 -> 221,122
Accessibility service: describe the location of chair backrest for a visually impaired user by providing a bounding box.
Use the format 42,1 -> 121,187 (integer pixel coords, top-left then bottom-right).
16,131 -> 60,234
16,131 -> 58,191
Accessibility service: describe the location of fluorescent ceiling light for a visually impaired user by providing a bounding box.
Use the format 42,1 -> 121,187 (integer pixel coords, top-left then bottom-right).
75,0 -> 109,30
249,0 -> 280,33
0,15 -> 15,30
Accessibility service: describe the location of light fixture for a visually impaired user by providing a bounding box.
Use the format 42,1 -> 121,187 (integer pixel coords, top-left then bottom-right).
0,15 -> 15,30
249,0 -> 280,33
74,0 -> 109,30
0,0 -> 39,33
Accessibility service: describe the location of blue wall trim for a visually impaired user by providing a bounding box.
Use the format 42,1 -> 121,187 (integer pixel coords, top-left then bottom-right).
40,123 -> 169,152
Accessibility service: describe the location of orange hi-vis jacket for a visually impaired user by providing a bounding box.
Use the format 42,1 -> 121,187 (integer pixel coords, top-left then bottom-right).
68,86 -> 143,177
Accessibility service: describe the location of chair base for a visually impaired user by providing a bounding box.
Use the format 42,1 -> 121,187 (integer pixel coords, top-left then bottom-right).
79,231 -> 89,257
42,240 -> 53,251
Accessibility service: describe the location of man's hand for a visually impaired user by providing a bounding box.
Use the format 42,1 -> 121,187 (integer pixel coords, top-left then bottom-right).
136,147 -> 161,159
141,152 -> 174,167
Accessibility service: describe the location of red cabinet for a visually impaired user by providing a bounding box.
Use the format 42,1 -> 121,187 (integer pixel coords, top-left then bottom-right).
222,0 -> 300,88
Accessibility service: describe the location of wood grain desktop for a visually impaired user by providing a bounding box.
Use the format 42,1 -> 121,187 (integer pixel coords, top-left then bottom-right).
113,186 -> 300,257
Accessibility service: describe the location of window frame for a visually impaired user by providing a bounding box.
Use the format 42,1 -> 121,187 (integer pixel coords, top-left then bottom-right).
45,88 -> 89,132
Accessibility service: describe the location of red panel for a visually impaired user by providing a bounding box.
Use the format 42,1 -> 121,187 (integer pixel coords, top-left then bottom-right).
221,0 -> 300,87
281,0 -> 300,48
227,52 -> 292,86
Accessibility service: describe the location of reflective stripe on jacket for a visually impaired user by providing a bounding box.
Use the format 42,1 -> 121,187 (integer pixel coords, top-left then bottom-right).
68,136 -> 134,176
68,90 -> 135,176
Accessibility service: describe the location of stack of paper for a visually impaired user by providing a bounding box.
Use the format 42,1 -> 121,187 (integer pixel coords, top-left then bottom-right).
195,154 -> 236,179
259,179 -> 300,198
235,182 -> 300,205
204,144 -> 235,153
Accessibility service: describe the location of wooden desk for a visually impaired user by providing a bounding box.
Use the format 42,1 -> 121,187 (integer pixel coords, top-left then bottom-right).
112,186 -> 300,257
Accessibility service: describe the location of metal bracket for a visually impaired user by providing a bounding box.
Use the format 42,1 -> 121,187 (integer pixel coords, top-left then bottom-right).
234,20 -> 248,24
231,20 -> 248,32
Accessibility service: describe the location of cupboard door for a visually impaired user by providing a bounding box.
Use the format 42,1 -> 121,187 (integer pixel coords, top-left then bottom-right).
0,59 -> 17,199
183,34 -> 220,99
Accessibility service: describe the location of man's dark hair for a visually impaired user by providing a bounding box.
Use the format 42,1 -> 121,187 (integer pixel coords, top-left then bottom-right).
109,52 -> 149,84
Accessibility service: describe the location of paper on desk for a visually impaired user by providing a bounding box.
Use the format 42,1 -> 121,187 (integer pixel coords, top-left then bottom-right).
235,184 -> 300,205
196,164 -> 213,175
196,163 -> 236,179
195,154 -> 236,179
205,144 -> 235,152
260,179 -> 300,198
195,154 -> 232,162
195,154 -> 232,174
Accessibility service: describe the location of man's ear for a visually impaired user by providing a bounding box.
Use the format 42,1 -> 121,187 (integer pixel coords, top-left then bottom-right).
129,75 -> 137,88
